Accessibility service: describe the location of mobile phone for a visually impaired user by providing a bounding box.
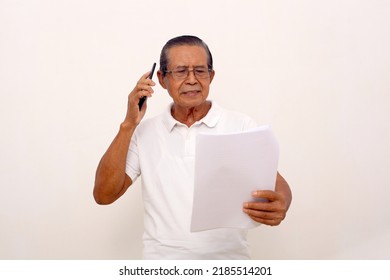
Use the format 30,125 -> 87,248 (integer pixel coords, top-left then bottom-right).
138,62 -> 156,110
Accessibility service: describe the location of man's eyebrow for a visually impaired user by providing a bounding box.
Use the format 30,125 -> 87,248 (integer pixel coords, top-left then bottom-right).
169,65 -> 186,69
173,65 -> 208,68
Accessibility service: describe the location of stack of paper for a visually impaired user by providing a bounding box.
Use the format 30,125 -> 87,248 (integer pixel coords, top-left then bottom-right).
190,125 -> 279,232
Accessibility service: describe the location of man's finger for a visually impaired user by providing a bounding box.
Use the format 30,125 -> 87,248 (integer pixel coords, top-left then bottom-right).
251,190 -> 280,201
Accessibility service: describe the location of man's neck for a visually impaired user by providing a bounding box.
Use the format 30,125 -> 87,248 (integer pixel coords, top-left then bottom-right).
171,101 -> 211,127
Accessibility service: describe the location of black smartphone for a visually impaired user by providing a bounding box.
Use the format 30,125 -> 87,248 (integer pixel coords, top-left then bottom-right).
138,62 -> 157,110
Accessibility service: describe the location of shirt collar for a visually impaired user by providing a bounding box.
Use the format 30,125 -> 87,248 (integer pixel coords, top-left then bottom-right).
162,100 -> 222,132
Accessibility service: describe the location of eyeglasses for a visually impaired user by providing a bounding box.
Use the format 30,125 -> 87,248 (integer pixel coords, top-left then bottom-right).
164,66 -> 211,80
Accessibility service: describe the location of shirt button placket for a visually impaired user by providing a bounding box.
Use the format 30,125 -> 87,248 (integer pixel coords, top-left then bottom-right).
184,127 -> 196,157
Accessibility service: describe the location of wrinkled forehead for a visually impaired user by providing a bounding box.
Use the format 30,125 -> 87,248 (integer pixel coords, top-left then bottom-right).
166,45 -> 209,68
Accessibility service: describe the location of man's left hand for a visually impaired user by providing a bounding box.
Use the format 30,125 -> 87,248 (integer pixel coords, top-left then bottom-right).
243,190 -> 287,226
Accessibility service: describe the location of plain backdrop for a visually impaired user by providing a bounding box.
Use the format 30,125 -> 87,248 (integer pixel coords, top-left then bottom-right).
1,0 -> 389,259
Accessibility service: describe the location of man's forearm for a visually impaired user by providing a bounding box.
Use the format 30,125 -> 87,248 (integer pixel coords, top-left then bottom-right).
276,172 -> 292,211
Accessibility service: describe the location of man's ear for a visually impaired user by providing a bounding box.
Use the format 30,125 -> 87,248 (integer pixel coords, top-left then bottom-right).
157,70 -> 167,89
209,70 -> 215,84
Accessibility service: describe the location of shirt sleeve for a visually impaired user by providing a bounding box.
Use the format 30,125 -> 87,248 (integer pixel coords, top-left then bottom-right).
243,116 -> 258,130
125,132 -> 141,182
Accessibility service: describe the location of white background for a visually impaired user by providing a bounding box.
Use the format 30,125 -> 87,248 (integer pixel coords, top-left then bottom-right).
1,0 -> 389,259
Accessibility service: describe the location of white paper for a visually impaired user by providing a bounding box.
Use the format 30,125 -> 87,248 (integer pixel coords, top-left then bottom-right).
190,125 -> 279,232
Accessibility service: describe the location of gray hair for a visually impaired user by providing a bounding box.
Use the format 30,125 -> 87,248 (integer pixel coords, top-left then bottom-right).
159,35 -> 213,75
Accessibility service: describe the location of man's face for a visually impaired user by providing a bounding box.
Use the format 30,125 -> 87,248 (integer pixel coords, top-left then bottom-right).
157,45 -> 215,109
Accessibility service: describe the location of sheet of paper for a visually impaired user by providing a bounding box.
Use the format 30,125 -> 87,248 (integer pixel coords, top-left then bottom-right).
190,125 -> 279,232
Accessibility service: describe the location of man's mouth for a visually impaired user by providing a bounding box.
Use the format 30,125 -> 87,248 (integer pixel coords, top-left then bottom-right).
183,90 -> 199,95
182,89 -> 201,96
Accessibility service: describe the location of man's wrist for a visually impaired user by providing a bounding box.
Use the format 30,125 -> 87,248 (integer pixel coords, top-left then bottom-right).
119,121 -> 137,133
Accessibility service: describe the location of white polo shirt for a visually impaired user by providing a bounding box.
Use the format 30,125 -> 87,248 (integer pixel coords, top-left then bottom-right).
126,101 -> 257,259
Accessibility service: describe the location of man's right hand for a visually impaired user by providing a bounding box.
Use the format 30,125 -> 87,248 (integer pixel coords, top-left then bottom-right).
124,71 -> 156,127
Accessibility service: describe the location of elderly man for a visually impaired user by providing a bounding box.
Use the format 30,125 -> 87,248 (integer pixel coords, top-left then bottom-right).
93,35 -> 292,259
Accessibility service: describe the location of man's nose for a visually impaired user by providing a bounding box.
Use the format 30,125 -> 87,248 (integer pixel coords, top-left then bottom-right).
185,69 -> 198,83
